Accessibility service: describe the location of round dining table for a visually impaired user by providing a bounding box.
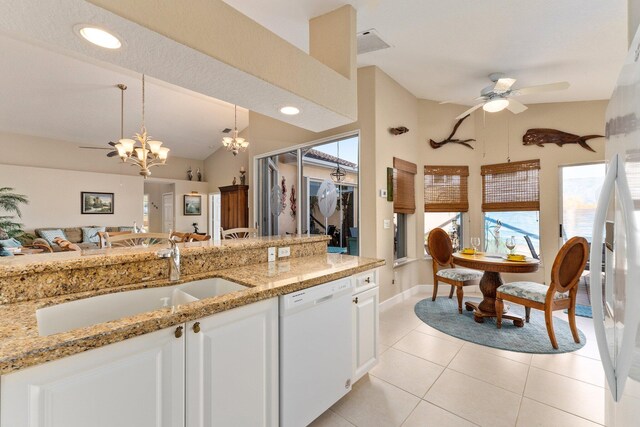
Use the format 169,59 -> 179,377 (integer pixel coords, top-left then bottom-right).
452,252 -> 540,326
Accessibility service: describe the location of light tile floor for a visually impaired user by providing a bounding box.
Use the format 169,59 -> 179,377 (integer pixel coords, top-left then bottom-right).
311,290 -> 605,427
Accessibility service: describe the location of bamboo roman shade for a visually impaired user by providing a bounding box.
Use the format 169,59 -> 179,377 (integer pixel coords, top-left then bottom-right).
424,165 -> 469,212
481,159 -> 540,211
393,157 -> 417,214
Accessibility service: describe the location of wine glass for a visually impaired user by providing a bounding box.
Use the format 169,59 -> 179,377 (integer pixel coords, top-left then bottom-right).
506,236 -> 516,255
470,237 -> 481,255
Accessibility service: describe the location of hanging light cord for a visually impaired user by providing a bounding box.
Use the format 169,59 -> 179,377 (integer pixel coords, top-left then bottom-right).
141,74 -> 146,131
120,85 -> 124,139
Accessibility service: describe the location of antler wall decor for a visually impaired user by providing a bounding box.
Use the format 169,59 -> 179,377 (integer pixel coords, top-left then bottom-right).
429,114 -> 476,149
522,128 -> 603,152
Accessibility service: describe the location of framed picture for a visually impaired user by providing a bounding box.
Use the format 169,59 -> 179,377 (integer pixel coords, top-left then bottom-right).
81,192 -> 114,214
386,167 -> 395,202
184,194 -> 202,216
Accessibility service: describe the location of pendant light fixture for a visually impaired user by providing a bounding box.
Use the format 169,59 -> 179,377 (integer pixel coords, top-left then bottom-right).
330,140 -> 346,183
222,105 -> 249,156
114,74 -> 170,177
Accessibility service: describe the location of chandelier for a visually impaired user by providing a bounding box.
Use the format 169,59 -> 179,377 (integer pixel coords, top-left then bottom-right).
222,105 -> 249,156
330,140 -> 346,183
114,74 -> 169,177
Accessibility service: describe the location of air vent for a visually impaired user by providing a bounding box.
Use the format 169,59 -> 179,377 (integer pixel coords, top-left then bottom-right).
222,128 -> 232,133
357,29 -> 390,55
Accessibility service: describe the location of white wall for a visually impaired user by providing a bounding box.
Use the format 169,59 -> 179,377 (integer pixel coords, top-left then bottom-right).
144,181 -> 173,232
0,164 -> 143,231
0,131 -> 205,181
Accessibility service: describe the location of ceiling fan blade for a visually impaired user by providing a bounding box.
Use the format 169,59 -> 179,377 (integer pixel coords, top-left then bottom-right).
512,81 -> 569,96
455,103 -> 484,120
108,141 -> 118,146
79,146 -> 113,150
493,77 -> 516,93
106,151 -> 119,157
506,98 -> 528,114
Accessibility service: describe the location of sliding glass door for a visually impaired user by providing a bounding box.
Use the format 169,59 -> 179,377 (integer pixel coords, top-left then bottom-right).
255,133 -> 360,254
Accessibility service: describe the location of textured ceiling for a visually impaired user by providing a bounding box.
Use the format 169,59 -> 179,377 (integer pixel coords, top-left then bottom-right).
223,0 -> 628,105
0,35 -> 247,160
0,0 -> 355,139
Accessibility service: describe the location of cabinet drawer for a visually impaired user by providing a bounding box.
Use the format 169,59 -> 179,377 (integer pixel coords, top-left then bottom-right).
352,270 -> 377,294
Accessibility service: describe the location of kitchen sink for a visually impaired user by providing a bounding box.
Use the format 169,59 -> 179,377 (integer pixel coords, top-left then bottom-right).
36,278 -> 247,336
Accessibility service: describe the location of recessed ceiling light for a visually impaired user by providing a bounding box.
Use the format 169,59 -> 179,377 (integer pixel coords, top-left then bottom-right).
77,26 -> 122,49
280,106 -> 300,115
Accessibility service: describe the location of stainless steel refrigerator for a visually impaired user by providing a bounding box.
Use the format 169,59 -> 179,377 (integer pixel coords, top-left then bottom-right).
592,23 -> 640,427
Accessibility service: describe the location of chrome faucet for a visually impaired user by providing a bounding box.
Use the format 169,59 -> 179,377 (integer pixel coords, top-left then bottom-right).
158,239 -> 180,281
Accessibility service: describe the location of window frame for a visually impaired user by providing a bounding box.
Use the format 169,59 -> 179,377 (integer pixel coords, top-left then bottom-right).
394,212 -> 408,263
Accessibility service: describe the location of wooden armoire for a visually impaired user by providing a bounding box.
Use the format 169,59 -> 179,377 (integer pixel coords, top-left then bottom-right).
219,185 -> 249,230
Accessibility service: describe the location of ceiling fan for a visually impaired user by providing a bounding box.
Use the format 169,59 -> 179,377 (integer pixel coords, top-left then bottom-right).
450,73 -> 570,120
78,83 -> 127,157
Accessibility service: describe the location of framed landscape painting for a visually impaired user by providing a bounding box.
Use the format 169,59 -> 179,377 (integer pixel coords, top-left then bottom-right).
81,192 -> 114,214
184,194 -> 202,216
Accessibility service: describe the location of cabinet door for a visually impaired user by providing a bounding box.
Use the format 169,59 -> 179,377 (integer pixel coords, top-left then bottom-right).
1,326 -> 185,427
352,286 -> 379,382
186,298 -> 278,427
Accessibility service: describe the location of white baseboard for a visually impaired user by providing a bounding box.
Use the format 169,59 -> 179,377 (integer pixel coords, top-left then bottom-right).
379,285 -> 428,312
379,284 -> 481,312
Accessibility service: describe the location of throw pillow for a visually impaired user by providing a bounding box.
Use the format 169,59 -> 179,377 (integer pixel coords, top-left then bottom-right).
82,227 -> 106,244
0,238 -> 22,248
118,226 -> 135,232
39,229 -> 67,246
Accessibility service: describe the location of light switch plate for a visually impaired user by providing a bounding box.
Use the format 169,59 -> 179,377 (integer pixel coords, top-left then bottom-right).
278,246 -> 291,257
268,247 -> 276,262
383,219 -> 391,229
379,189 -> 387,198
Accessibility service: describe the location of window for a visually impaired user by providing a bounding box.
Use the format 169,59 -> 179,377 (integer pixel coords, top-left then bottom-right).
560,163 -> 605,242
424,165 -> 469,255
484,211 -> 540,256
425,212 -> 463,255
394,213 -> 407,261
255,133 -> 360,255
481,160 -> 540,256
393,157 -> 417,214
143,194 -> 149,229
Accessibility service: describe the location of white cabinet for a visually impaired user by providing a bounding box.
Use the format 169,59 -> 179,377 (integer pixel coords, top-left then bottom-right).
1,326 -> 185,427
186,298 -> 278,427
352,271 -> 379,382
1,298 -> 278,427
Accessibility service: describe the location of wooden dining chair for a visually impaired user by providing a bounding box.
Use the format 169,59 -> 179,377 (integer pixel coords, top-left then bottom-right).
187,234 -> 211,242
221,228 -> 257,239
427,228 -> 482,313
170,231 -> 191,242
495,236 -> 589,349
104,232 -> 170,248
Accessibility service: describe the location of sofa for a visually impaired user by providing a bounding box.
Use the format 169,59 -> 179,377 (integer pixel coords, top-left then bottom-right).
34,226 -> 135,252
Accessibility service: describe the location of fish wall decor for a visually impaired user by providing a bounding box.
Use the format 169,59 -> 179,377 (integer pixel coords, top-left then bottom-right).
429,114 -> 475,149
522,128 -> 603,152
389,126 -> 409,135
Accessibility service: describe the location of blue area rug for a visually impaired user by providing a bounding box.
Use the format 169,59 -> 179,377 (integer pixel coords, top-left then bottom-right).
564,304 -> 593,319
415,297 -> 586,354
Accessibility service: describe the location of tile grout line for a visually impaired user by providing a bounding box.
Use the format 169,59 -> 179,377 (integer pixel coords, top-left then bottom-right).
519,394 -> 605,426
514,360 -> 533,426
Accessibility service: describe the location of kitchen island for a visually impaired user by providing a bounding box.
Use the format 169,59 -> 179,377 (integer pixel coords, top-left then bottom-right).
0,235 -> 383,427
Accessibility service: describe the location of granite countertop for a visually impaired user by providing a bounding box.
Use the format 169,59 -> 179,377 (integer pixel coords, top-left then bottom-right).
0,234 -> 329,277
0,253 -> 384,375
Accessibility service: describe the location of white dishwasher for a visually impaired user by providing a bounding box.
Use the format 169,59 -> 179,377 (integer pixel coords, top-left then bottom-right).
280,278 -> 353,427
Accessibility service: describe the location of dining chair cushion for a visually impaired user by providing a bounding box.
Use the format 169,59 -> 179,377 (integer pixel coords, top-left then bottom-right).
498,281 -> 569,304
0,238 -> 22,248
436,268 -> 482,282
